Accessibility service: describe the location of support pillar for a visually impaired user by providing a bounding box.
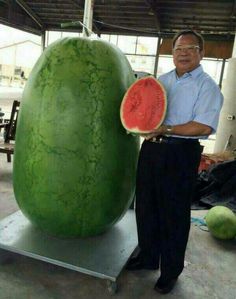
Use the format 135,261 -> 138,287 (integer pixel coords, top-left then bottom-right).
82,0 -> 94,37
214,34 -> 236,152
154,37 -> 162,77
41,31 -> 46,51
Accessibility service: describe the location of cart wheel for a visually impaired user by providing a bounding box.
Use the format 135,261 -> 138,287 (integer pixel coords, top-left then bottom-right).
106,280 -> 118,295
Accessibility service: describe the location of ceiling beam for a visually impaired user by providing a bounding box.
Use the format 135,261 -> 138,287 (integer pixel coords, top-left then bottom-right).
16,0 -> 44,29
69,0 -> 84,9
158,7 -> 231,15
144,0 -> 160,32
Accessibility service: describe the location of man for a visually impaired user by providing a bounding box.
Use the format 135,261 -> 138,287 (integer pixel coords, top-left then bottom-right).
126,30 -> 223,294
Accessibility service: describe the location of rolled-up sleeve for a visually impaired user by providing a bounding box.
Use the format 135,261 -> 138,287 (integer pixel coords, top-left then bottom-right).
193,79 -> 224,133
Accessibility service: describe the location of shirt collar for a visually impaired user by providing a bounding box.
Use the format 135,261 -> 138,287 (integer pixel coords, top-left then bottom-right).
175,65 -> 203,80
189,65 -> 203,78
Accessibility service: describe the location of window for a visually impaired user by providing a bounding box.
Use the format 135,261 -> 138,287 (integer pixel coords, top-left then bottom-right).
14,67 -> 22,76
126,55 -> 155,74
117,35 -> 137,54
137,36 -> 158,55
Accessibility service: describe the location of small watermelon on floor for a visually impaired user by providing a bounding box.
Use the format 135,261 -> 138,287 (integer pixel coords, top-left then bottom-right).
205,206 -> 236,240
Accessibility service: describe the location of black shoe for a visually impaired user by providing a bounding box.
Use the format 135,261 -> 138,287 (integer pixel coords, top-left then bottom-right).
126,255 -> 159,271
154,277 -> 178,294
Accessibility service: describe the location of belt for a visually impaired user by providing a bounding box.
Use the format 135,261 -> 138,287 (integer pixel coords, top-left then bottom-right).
147,136 -> 199,144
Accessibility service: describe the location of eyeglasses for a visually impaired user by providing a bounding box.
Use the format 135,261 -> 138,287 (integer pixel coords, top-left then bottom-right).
173,45 -> 200,54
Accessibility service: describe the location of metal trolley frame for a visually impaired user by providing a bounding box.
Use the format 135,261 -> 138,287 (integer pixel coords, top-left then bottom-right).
0,210 -> 138,294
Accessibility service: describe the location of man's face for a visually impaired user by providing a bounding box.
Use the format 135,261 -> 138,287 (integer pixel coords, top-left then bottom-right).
173,34 -> 204,77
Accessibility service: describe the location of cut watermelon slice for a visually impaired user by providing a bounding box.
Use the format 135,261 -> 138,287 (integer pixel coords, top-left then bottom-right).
120,76 -> 167,134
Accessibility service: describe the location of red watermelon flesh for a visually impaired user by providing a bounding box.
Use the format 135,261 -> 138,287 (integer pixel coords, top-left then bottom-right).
120,76 -> 167,133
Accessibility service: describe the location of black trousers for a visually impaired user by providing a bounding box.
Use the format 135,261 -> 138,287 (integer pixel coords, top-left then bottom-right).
135,138 -> 202,280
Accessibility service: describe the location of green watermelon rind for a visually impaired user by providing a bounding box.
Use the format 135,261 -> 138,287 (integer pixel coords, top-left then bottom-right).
13,37 -> 140,238
205,206 -> 236,240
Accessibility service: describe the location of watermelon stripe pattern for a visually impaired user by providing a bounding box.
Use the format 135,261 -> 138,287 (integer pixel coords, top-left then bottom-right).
13,37 -> 140,237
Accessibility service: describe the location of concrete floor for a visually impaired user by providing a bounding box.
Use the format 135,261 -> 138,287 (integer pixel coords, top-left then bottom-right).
0,154 -> 236,299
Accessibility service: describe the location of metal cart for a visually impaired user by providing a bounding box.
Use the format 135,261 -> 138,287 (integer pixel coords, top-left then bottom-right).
0,209 -> 138,294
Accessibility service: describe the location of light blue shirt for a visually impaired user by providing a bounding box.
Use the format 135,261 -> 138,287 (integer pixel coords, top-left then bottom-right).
158,65 -> 223,139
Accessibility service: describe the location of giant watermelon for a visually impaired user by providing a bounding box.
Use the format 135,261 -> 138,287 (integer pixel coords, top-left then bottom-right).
13,37 -> 139,237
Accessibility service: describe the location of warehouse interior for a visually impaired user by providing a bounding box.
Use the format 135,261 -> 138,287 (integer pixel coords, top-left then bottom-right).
0,1 -> 236,298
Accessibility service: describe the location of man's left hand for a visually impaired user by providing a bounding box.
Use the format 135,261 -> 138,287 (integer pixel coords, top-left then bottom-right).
141,125 -> 166,140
